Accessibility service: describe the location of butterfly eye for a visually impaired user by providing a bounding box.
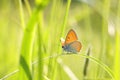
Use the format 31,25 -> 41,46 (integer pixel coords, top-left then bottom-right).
62,46 -> 64,48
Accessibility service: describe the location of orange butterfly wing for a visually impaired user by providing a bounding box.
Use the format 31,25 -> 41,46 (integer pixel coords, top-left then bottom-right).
70,41 -> 82,52
65,29 -> 78,44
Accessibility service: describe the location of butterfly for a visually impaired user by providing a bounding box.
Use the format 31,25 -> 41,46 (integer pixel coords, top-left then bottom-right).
61,29 -> 82,53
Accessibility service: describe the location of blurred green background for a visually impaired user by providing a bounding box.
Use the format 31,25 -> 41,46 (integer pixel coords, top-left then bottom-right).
0,0 -> 120,80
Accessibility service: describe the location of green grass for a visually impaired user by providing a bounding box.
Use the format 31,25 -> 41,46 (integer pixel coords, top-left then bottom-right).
0,0 -> 120,80
114,0 -> 120,79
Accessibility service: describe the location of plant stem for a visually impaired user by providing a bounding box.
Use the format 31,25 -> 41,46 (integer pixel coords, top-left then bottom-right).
19,6 -> 40,80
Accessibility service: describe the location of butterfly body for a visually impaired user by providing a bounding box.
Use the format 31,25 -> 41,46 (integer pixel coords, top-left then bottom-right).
61,29 -> 82,53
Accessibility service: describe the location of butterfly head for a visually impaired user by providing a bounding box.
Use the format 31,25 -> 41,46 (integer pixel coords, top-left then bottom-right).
60,38 -> 65,48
